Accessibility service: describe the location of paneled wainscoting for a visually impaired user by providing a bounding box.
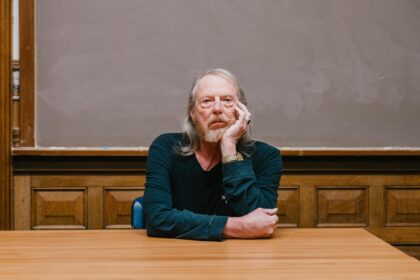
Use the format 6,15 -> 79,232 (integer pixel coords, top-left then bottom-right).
12,152 -> 420,259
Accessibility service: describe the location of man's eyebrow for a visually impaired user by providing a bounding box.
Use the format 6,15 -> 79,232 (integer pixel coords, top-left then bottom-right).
198,95 -> 213,100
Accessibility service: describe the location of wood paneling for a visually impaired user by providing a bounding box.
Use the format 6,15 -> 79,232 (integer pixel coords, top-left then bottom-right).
31,175 -> 146,188
316,186 -> 368,227
13,174 -> 420,239
394,245 -> 420,260
14,175 -> 146,230
11,155 -> 420,260
277,186 -> 299,227
87,187 -> 103,229
104,188 -> 144,229
13,176 -> 30,230
0,0 -> 12,230
386,186 -> 420,227
32,188 -> 87,229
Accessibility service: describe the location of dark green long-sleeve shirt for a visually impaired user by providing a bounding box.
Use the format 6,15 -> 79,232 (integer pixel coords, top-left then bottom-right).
144,133 -> 282,241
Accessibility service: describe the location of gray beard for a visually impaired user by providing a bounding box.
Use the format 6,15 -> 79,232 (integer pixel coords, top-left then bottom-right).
203,126 -> 229,143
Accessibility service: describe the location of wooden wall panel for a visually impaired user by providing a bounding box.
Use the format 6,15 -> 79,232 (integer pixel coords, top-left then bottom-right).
13,176 -> 30,230
88,187 -> 103,229
316,186 -> 368,227
277,186 -> 299,227
11,155 -> 420,259
386,186 -> 420,227
31,175 -> 146,188
14,175 -> 146,229
32,188 -> 87,229
11,172 -> 420,261
104,188 -> 144,229
394,245 -> 420,260
0,0 -> 12,230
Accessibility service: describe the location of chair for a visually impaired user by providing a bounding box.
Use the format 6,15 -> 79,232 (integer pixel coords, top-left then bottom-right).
131,196 -> 146,229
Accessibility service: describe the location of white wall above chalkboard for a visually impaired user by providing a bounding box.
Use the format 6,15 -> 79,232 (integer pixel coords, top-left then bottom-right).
36,0 -> 420,148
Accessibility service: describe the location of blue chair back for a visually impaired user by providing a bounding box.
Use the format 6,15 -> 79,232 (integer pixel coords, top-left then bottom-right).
131,196 -> 146,229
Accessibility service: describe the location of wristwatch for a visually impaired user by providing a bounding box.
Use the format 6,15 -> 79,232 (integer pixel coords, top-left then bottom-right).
222,152 -> 244,163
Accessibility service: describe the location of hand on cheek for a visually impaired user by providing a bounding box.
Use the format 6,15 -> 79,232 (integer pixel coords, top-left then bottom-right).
220,102 -> 251,154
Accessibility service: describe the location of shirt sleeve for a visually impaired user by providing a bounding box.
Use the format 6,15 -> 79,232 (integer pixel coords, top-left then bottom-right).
144,135 -> 228,241
221,144 -> 282,216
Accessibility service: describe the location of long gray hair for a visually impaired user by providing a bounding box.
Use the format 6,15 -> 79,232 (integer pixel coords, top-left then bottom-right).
175,68 -> 254,156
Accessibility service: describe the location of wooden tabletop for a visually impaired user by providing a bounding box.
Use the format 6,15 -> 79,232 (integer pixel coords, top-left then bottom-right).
0,228 -> 419,279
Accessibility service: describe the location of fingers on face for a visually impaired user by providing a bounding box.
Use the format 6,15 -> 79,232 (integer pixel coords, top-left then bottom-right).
236,102 -> 248,114
236,102 -> 251,124
235,107 -> 251,132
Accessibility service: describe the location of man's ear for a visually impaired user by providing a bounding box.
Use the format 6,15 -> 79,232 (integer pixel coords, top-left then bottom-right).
189,110 -> 195,122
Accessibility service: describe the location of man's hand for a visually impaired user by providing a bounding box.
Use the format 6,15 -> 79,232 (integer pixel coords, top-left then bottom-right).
220,102 -> 251,156
222,208 -> 279,239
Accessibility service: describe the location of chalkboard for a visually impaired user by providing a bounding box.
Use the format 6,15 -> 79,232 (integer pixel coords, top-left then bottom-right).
35,0 -> 420,148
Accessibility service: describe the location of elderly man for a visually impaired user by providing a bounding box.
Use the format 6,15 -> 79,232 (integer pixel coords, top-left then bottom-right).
144,69 -> 282,241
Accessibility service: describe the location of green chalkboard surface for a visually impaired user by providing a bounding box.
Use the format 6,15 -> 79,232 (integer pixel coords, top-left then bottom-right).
36,0 -> 420,148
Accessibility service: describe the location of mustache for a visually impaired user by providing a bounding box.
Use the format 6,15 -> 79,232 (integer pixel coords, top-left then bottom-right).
207,114 -> 233,125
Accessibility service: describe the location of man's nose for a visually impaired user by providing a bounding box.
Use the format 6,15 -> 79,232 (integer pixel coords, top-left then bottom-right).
212,99 -> 222,114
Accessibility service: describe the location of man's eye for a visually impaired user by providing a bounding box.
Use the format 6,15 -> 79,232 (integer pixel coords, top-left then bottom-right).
223,96 -> 234,101
199,99 -> 213,107
201,99 -> 212,105
222,97 -> 234,104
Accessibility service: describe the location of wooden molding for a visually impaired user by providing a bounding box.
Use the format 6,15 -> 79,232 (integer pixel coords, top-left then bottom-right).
12,147 -> 420,157
19,0 -> 34,146
280,148 -> 420,156
13,147 -> 149,156
0,0 -> 12,229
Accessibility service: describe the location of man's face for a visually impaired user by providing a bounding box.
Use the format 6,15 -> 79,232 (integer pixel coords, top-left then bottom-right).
191,74 -> 238,143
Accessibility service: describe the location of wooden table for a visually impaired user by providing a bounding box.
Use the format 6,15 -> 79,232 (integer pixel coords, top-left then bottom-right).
0,228 -> 419,279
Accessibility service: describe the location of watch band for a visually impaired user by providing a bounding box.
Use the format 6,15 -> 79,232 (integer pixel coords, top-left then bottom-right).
222,152 -> 244,163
